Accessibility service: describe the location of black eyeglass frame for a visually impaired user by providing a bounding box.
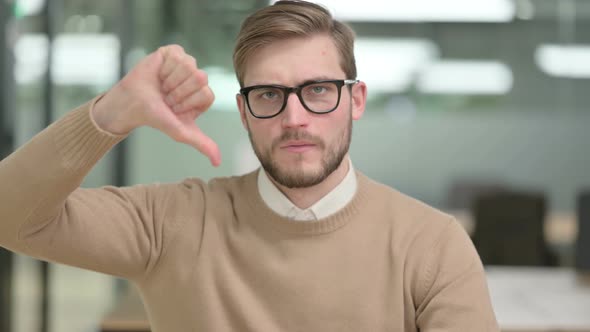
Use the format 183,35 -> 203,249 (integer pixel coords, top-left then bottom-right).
239,79 -> 359,119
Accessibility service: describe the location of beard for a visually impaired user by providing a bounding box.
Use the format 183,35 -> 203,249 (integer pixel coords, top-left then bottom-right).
246,113 -> 352,189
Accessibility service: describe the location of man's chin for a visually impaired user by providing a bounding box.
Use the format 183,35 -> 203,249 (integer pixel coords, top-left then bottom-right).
266,166 -> 325,189
276,176 -> 324,189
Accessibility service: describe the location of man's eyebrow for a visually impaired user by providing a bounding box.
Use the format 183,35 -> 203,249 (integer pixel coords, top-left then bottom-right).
247,76 -> 337,87
301,76 -> 335,84
247,81 -> 278,86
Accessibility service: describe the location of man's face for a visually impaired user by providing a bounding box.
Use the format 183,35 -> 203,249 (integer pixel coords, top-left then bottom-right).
236,34 -> 366,188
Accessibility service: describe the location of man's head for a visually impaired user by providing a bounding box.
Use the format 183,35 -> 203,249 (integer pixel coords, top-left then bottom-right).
234,1 -> 367,189
233,0 -> 357,88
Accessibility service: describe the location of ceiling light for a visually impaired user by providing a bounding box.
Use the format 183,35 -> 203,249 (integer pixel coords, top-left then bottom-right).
355,38 -> 439,93
416,60 -> 513,95
15,0 -> 45,17
535,44 -> 590,78
51,34 -> 120,85
14,34 -> 48,84
270,0 -> 515,22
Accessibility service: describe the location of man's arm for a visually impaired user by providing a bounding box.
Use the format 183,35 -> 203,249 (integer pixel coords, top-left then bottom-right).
414,219 -> 500,331
0,45 -> 216,280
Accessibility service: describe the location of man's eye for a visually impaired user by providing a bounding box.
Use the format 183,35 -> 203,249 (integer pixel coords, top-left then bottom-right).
311,86 -> 327,94
255,89 -> 280,100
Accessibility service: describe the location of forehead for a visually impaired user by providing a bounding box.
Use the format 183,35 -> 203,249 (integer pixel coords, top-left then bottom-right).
243,34 -> 345,87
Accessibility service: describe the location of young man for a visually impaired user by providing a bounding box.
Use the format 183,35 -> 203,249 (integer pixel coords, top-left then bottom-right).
0,1 -> 499,331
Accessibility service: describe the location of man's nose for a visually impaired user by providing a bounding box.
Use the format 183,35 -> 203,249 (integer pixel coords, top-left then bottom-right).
281,92 -> 310,128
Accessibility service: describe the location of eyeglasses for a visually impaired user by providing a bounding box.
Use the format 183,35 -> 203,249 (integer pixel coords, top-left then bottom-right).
239,79 -> 359,119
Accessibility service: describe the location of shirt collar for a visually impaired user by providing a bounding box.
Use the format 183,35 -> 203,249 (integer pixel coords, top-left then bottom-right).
257,158 -> 357,221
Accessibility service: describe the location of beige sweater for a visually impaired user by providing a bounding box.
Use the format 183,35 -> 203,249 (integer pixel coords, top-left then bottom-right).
0,97 -> 499,331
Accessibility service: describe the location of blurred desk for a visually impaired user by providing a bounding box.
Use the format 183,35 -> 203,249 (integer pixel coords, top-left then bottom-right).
100,289 -> 149,332
450,210 -> 577,246
487,266 -> 590,332
100,267 -> 590,332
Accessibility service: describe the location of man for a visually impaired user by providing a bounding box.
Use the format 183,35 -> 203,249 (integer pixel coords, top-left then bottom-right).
0,1 -> 499,331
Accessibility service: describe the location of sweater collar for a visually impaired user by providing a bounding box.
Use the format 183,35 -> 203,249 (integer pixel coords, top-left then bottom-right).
241,170 -> 372,236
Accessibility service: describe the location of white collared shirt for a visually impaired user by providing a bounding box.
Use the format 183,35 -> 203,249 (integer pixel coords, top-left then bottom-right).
257,159 -> 357,221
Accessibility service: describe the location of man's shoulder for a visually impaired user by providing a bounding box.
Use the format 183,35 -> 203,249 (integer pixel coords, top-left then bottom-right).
358,173 -> 468,262
358,172 -> 454,232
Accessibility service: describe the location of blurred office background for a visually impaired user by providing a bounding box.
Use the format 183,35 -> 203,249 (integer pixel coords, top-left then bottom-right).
1,0 -> 590,331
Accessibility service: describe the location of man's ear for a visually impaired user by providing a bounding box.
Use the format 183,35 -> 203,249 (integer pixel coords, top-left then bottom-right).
236,94 -> 248,130
351,81 -> 367,120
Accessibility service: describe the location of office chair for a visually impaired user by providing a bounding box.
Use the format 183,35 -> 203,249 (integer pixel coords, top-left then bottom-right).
445,179 -> 507,210
471,190 -> 557,266
575,190 -> 590,272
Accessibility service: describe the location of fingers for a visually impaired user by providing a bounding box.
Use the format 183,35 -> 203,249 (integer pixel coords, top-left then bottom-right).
167,69 -> 205,99
158,45 -> 191,80
159,45 -> 200,96
157,46 -> 212,113
167,86 -> 215,114
161,59 -> 201,94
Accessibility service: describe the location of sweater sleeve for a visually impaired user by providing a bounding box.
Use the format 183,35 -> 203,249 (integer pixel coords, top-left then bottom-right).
414,218 -> 500,331
0,96 -> 202,281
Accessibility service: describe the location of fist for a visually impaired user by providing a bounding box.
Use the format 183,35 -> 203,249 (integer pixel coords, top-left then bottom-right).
93,45 -> 221,166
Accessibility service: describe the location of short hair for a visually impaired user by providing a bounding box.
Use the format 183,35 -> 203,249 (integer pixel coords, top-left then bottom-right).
233,0 -> 357,87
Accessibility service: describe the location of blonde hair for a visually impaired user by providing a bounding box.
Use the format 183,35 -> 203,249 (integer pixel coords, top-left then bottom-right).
233,0 -> 357,87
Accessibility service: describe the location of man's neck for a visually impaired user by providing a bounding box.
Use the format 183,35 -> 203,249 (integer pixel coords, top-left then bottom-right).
268,155 -> 351,210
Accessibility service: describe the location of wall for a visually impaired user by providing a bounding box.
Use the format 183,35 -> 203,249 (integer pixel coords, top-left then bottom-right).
127,104 -> 590,212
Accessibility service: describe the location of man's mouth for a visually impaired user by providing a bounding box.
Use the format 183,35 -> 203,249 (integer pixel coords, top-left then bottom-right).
280,140 -> 316,152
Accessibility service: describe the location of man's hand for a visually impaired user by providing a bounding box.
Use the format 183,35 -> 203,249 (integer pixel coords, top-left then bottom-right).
92,45 -> 221,167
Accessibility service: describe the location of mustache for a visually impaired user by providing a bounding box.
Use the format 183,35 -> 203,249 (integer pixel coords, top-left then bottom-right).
271,130 -> 325,150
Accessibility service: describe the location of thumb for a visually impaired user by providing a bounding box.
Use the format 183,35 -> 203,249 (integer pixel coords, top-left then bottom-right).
158,114 -> 222,167
176,122 -> 222,167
